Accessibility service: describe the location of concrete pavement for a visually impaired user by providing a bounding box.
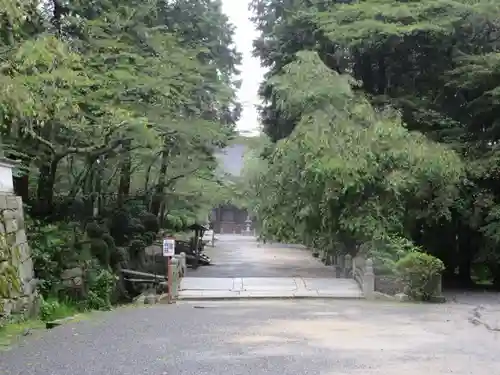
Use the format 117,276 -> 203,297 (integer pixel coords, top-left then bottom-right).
190,235 -> 339,278
181,235 -> 362,299
178,277 -> 363,300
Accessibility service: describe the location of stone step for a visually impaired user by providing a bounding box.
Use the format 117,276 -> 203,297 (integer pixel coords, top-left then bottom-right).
177,277 -> 363,300
177,290 -> 364,301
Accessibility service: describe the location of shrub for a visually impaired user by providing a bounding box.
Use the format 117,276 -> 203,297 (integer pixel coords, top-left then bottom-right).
39,297 -> 78,322
86,222 -> 106,239
27,220 -> 82,297
143,232 -> 156,245
140,213 -> 159,233
395,252 -> 445,301
128,218 -> 145,235
89,238 -> 110,267
85,268 -> 117,310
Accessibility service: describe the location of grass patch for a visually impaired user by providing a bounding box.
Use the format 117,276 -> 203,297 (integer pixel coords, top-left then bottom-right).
0,319 -> 45,350
40,297 -> 80,322
0,299 -> 92,350
0,298 -> 148,350
0,298 -> 81,350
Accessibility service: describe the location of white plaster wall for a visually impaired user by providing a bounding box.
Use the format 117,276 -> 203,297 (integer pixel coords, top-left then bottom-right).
0,163 -> 14,193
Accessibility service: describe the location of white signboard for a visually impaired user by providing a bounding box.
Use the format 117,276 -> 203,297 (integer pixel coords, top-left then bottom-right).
163,238 -> 175,257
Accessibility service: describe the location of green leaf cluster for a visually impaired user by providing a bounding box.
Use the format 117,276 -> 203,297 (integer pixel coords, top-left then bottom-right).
249,0 -> 500,284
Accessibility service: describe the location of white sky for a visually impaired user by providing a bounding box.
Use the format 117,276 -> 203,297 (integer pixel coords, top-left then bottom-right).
222,0 -> 266,135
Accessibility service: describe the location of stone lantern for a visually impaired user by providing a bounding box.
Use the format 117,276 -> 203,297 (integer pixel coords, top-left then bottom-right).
244,215 -> 252,236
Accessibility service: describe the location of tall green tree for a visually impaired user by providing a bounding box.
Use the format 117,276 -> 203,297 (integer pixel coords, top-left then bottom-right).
249,0 -> 500,285
0,0 -> 241,221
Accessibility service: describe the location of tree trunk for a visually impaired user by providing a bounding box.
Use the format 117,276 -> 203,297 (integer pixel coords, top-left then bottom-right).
83,157 -> 96,216
94,156 -> 104,217
457,224 -> 476,286
35,157 -> 60,217
151,133 -> 177,224
377,53 -> 387,95
143,154 -> 160,196
117,141 -> 131,207
150,143 -> 168,217
490,264 -> 500,288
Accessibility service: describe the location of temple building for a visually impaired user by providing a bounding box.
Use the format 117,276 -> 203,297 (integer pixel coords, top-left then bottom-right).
210,143 -> 252,234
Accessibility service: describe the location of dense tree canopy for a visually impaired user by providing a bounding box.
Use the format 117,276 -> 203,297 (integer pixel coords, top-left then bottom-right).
247,0 -> 500,286
1,0 -> 240,221
0,0 -> 241,314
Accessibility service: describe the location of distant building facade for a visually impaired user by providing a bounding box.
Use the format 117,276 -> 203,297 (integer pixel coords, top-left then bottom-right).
211,143 -> 252,234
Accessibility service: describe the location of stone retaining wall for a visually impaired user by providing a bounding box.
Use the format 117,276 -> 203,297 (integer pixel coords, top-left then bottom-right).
0,194 -> 37,319
375,274 -> 404,295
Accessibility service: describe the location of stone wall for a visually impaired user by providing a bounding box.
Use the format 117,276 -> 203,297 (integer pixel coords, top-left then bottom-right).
0,194 -> 37,319
375,274 -> 404,296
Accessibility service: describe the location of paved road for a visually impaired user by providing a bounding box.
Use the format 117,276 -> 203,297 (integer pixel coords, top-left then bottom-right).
179,276 -> 363,299
180,235 -> 361,299
1,300 -> 499,375
191,235 -> 338,278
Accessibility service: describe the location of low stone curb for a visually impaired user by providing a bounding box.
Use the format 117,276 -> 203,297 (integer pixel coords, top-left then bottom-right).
373,291 -> 447,303
373,291 -> 396,301
45,314 -> 85,329
176,294 -> 365,301
157,293 -> 176,304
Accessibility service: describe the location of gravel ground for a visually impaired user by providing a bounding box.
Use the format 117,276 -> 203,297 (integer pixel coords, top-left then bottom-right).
1,299 -> 500,375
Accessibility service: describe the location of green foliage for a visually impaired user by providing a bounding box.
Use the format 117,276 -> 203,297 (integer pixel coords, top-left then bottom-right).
395,252 -> 445,300
250,0 -> 500,286
0,0 -> 240,222
0,0 -> 242,320
140,213 -> 160,234
86,223 -> 106,239
39,297 -> 79,322
27,220 -> 82,297
85,268 -> 117,311
0,317 -> 45,348
245,51 -> 463,269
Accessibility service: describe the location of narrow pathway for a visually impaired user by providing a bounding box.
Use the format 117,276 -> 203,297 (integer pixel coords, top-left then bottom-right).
179,235 -> 362,299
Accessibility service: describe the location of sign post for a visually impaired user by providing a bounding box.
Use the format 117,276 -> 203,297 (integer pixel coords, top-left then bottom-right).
162,237 -> 175,303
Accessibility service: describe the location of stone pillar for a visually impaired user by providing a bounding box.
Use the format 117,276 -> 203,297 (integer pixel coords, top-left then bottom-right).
363,258 -> 375,300
319,248 -> 324,260
179,252 -> 187,276
344,254 -> 352,278
336,254 -> 345,278
434,273 -> 442,295
332,254 -> 339,278
171,257 -> 180,297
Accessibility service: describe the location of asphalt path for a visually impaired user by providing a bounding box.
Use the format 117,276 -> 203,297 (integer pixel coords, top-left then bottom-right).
189,235 -> 338,278
1,299 -> 499,375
